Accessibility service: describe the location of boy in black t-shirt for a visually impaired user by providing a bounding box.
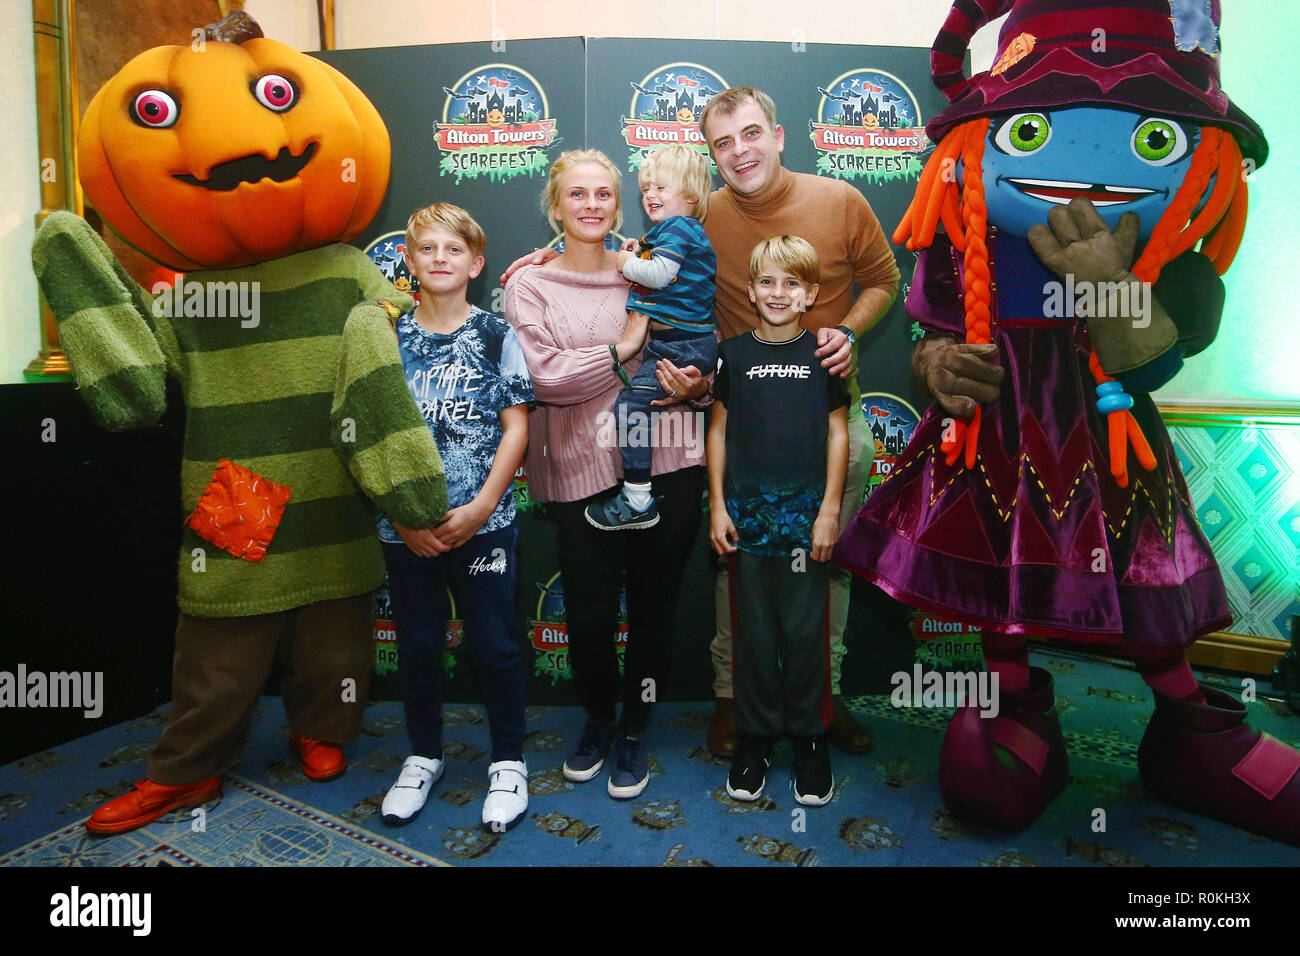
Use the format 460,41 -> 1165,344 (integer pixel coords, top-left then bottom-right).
707,235 -> 849,806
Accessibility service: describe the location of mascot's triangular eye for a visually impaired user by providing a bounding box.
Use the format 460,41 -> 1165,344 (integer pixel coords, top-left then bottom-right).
1131,117 -> 1189,167
131,90 -> 179,128
254,74 -> 297,112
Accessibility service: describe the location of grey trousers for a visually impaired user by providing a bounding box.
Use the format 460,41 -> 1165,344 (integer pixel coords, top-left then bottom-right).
727,550 -> 832,737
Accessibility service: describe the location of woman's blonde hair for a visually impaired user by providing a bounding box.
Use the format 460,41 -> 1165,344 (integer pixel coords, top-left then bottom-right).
638,144 -> 712,220
541,149 -> 623,235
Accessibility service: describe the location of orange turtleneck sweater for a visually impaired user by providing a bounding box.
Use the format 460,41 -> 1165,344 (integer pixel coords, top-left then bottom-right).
703,167 -> 899,342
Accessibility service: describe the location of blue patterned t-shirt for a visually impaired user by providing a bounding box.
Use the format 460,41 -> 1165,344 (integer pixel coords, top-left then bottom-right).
377,306 -> 534,543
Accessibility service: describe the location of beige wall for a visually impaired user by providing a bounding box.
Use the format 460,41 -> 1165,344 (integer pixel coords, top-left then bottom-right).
2,0 -> 41,382
7,1 -> 1292,404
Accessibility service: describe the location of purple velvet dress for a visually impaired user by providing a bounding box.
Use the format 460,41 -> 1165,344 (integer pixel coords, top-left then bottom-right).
833,230 -> 1230,647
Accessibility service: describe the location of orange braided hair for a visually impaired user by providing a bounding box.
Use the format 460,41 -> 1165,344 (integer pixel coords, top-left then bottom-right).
895,120 -> 1249,483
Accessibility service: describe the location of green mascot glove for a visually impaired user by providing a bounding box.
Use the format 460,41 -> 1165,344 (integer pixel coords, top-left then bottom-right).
32,211 -> 169,431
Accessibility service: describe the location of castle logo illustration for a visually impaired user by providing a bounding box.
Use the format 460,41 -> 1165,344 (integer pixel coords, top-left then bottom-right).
810,69 -> 927,183
435,64 -> 558,183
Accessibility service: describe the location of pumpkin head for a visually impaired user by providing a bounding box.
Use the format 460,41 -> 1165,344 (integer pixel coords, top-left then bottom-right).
676,107 -> 695,125
485,109 -> 505,127
77,13 -> 391,270
861,112 -> 879,128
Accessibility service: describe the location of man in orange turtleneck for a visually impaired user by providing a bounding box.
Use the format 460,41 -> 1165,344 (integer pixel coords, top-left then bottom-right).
689,86 -> 900,757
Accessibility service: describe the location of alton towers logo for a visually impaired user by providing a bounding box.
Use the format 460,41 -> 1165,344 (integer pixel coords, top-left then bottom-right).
809,69 -> 928,184
434,64 -> 559,183
621,63 -> 729,173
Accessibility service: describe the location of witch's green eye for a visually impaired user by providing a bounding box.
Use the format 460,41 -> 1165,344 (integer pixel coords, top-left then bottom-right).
1132,117 -> 1189,166
994,112 -> 1052,154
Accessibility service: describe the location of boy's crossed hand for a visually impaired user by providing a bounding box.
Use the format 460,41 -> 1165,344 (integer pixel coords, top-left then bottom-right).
393,499 -> 492,557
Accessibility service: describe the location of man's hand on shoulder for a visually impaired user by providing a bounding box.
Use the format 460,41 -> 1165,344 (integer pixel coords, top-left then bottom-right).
814,326 -> 853,378
500,247 -> 558,285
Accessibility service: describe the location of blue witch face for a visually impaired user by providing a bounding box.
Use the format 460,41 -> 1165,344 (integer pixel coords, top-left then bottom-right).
959,106 -> 1204,240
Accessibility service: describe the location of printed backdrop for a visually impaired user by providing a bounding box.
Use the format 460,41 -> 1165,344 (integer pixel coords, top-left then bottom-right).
317,37 -> 949,704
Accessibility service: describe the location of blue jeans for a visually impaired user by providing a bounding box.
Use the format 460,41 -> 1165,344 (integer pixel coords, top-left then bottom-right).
382,524 -> 527,761
616,326 -> 717,477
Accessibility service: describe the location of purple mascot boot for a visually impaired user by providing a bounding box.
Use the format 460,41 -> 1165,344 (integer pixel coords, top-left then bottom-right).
1139,684 -> 1300,846
938,667 -> 1069,829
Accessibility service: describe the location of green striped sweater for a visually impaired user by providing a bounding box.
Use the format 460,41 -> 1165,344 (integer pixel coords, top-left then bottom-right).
32,212 -> 447,617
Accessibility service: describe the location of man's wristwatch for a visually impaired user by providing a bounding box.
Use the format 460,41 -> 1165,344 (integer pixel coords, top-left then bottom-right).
835,324 -> 856,347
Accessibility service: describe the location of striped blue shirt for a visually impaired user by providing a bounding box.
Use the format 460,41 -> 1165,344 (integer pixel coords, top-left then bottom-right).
626,215 -> 717,333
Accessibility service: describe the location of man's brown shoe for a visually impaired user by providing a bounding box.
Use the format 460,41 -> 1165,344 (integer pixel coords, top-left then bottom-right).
829,695 -> 874,753
290,734 -> 347,781
707,698 -> 737,758
86,777 -> 222,835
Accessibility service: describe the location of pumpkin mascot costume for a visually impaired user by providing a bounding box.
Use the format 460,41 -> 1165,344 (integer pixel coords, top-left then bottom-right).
30,12 -> 448,834
834,0 -> 1300,845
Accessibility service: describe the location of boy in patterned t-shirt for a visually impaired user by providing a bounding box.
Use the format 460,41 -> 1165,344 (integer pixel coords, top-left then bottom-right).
377,204 -> 534,833
585,144 -> 718,531
708,235 -> 849,807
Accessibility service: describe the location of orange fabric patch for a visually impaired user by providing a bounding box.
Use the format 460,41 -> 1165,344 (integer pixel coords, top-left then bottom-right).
187,459 -> 291,562
991,33 -> 1036,77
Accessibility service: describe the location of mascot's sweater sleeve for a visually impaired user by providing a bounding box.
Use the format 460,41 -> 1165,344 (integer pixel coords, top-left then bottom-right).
32,212 -> 447,617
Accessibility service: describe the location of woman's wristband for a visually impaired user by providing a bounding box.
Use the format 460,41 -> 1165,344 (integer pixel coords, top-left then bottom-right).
609,344 -> 631,387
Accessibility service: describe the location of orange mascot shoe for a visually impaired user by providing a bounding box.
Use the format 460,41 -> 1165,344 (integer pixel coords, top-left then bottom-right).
86,778 -> 222,835
290,735 -> 348,782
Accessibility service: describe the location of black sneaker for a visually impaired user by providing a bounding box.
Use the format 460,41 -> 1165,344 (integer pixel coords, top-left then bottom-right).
726,734 -> 771,801
584,490 -> 661,531
792,735 -> 833,806
563,721 -> 617,782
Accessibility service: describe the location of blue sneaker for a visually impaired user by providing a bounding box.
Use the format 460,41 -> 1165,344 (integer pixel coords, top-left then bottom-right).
563,721 -> 617,782
584,490 -> 661,531
607,732 -> 650,799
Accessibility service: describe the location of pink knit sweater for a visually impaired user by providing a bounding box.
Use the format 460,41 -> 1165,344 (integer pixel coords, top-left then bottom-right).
503,263 -> 706,504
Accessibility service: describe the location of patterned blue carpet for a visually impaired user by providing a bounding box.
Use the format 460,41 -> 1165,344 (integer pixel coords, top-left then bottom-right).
3,650 -> 1300,867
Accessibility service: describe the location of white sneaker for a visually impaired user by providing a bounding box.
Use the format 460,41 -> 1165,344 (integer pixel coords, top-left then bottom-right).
381,755 -> 443,826
481,759 -> 529,832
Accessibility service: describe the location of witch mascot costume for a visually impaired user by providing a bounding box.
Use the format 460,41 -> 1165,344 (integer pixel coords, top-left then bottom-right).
30,11 -> 448,834
833,0 -> 1299,844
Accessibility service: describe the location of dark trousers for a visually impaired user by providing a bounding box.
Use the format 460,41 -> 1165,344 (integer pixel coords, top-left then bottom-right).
727,550 -> 833,738
148,594 -> 373,785
383,525 -> 527,762
616,328 -> 717,476
549,466 -> 704,734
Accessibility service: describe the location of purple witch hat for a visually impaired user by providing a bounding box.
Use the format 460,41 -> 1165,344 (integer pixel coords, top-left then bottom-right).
926,0 -> 1267,165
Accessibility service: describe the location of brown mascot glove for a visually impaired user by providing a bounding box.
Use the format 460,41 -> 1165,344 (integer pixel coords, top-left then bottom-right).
1028,198 -> 1178,376
912,336 -> 1005,419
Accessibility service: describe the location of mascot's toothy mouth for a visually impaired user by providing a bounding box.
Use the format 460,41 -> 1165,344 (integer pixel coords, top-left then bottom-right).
174,143 -> 318,191
1004,177 -> 1161,207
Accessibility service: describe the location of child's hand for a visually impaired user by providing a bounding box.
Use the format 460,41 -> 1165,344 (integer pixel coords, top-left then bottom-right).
616,249 -> 637,272
394,520 -> 449,558
619,238 -> 642,254
430,502 -> 490,550
811,512 -> 839,562
710,507 -> 739,555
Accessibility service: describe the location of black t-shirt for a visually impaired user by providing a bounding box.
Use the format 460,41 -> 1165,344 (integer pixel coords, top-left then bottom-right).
713,330 -> 849,555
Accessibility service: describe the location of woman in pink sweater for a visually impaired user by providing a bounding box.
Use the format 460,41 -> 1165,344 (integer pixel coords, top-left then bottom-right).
504,149 -> 707,800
